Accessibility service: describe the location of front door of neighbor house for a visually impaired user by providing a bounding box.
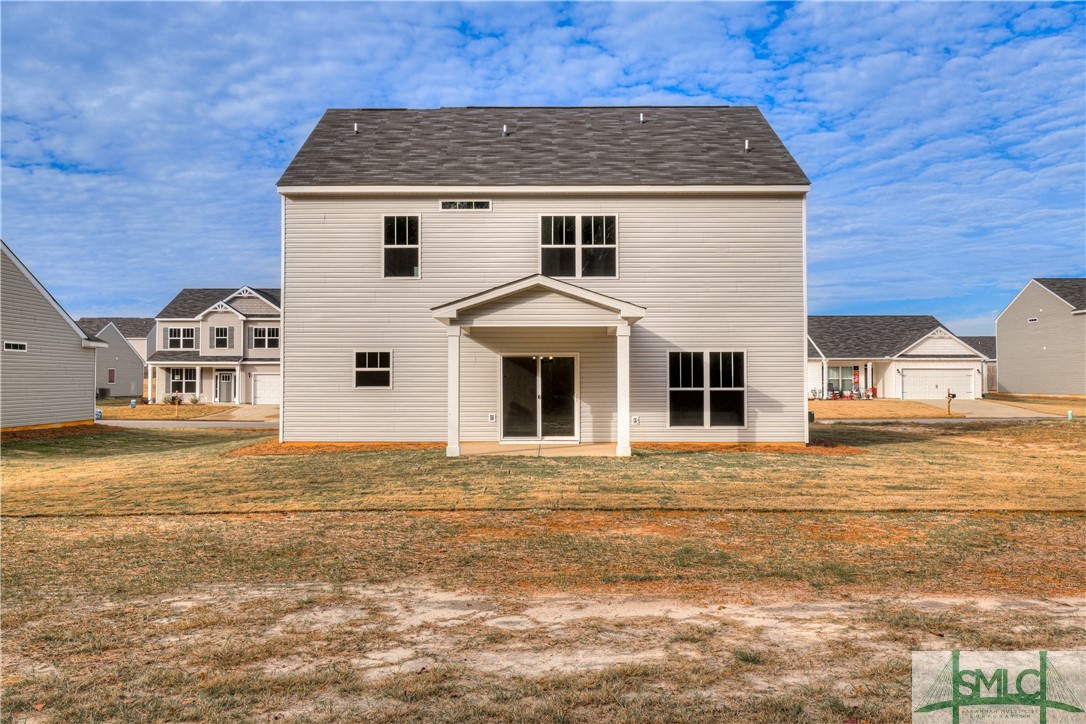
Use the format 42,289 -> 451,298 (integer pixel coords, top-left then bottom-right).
501,356 -> 576,440
215,373 -> 234,403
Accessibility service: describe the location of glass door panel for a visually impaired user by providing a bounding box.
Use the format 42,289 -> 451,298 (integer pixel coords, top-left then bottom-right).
502,357 -> 538,438
540,357 -> 575,437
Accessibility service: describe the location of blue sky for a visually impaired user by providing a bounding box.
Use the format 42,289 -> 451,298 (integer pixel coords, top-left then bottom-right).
2,2 -> 1083,334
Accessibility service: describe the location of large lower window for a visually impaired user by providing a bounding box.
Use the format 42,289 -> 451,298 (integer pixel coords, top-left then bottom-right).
668,351 -> 746,427
253,327 -> 279,349
167,328 -> 195,349
213,327 -> 230,349
827,366 -> 857,394
540,215 -> 617,278
170,368 -> 196,393
354,351 -> 392,388
383,216 -> 419,278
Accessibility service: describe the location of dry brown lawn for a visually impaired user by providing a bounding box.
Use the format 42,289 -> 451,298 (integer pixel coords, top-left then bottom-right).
984,393 -> 1086,418
809,398 -> 963,419
2,510 -> 1083,722
96,397 -> 236,420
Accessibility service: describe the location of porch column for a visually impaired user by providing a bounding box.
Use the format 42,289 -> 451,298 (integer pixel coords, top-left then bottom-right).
616,323 -> 631,457
155,367 -> 165,403
235,365 -> 241,403
195,367 -> 202,402
821,360 -> 828,398
446,327 -> 462,457
146,365 -> 153,403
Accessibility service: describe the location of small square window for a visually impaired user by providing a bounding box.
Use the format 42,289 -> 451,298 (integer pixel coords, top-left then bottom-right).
354,351 -> 392,388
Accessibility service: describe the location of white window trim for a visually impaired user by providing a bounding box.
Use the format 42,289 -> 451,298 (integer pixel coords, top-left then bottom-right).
438,200 -> 491,211
169,367 -> 197,394
3,341 -> 27,352
353,349 -> 393,389
213,326 -> 230,349
167,327 -> 196,349
665,350 -> 748,430
538,213 -> 619,280
252,326 -> 280,349
382,215 -> 422,280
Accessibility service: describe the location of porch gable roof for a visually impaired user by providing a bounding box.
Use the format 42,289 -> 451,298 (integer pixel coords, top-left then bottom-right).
431,275 -> 645,326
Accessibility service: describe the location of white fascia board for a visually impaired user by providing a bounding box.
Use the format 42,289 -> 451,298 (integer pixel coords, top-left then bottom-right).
226,286 -> 281,311
895,327 -> 986,359
194,302 -> 247,320
278,184 -> 811,198
1,240 -> 93,344
807,335 -> 826,360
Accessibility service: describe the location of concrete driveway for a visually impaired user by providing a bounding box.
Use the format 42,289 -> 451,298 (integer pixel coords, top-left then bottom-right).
915,398 -> 1060,419
195,405 -> 279,422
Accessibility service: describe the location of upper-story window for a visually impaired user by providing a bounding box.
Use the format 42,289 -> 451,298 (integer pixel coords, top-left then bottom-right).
540,215 -> 617,278
383,216 -> 419,278
213,327 -> 230,349
253,327 -> 280,349
440,200 -> 490,210
167,328 -> 195,349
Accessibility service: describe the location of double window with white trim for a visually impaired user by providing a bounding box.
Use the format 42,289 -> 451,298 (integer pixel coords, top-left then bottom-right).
540,215 -> 617,278
668,351 -> 746,427
167,328 -> 195,349
169,368 -> 197,393
253,327 -> 279,349
213,327 -> 230,349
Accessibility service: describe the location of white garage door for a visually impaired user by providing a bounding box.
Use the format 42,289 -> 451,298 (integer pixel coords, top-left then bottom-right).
900,368 -> 974,400
252,374 -> 280,405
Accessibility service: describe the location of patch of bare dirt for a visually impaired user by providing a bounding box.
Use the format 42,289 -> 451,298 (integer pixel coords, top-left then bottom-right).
1,424 -> 115,443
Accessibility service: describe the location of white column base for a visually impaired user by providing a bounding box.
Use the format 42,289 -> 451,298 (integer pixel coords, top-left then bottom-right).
616,443 -> 631,457
445,445 -> 461,457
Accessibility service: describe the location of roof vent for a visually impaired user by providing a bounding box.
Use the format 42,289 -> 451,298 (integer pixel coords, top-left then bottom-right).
353,123 -> 359,135
744,139 -> 750,153
639,112 -> 645,124
502,124 -> 509,137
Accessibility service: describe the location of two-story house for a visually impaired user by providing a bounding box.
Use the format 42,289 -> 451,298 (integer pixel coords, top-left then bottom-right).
996,277 -> 1086,395
277,106 -> 810,455
146,287 -> 281,404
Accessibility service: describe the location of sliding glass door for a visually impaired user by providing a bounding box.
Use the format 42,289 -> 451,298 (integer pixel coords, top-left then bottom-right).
501,355 -> 577,440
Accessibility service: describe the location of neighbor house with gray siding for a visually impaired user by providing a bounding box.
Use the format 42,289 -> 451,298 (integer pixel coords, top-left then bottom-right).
1,240 -> 106,430
278,106 -> 810,455
76,318 -> 152,398
996,278 -> 1086,396
146,287 -> 281,404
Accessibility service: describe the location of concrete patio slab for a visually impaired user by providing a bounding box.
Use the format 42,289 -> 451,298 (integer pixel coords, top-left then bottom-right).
461,442 -> 618,457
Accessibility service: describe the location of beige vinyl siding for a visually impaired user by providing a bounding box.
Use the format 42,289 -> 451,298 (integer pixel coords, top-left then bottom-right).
230,296 -> 278,315
93,324 -> 145,397
1,250 -> 96,428
905,334 -> 977,356
200,312 -> 240,357
282,194 -> 806,443
161,323 -> 200,351
245,322 -> 281,359
126,336 -> 148,362
996,281 -> 1086,395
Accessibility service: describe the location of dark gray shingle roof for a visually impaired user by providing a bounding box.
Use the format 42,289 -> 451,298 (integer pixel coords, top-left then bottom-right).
147,351 -> 245,363
78,317 -> 155,339
1034,278 -> 1086,311
807,315 -> 975,359
279,106 -> 809,187
156,289 -> 280,319
958,336 -> 996,359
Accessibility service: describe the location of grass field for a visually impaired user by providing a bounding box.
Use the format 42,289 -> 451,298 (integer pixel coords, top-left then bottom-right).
2,421 -> 1083,721
984,393 -> 1086,418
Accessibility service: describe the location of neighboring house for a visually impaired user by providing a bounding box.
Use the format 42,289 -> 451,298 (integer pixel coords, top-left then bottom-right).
278,106 -> 811,455
76,318 -> 152,398
958,336 -> 996,392
807,316 -> 986,400
995,278 -> 1086,396
77,317 -> 155,362
146,287 -> 281,404
1,240 -> 106,431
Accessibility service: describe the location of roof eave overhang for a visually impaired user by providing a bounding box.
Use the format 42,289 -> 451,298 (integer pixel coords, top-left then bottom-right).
278,184 -> 811,197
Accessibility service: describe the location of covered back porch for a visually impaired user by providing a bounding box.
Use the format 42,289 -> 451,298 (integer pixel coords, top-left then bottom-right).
432,275 -> 645,457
